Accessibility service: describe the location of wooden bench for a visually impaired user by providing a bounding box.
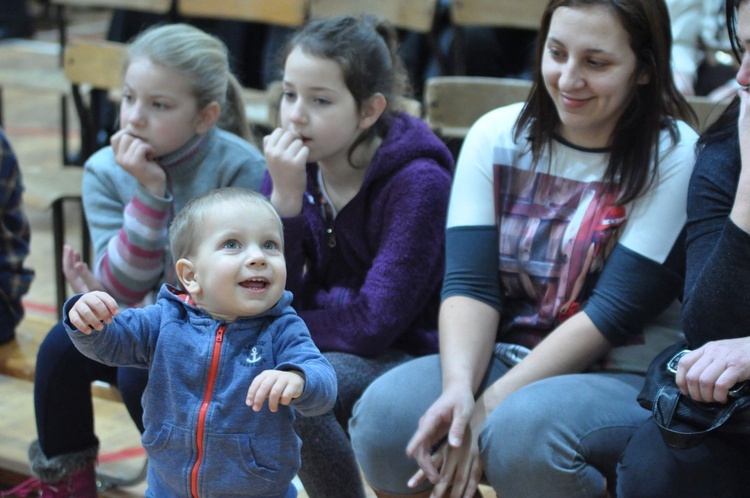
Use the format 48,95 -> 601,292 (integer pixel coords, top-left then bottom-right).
0,316 -> 55,382
22,166 -> 87,317
310,0 -> 438,33
178,0 -> 309,26
423,76 -> 532,139
448,0 -> 547,75
0,314 -> 123,402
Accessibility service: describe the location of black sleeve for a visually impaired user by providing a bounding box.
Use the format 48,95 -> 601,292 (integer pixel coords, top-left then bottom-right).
682,136 -> 750,347
584,239 -> 685,346
441,225 -> 504,312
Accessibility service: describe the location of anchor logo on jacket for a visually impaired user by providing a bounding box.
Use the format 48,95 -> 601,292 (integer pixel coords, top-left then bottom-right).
241,339 -> 267,368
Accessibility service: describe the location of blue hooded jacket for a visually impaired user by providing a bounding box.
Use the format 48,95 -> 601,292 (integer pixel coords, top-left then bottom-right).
65,285 -> 337,498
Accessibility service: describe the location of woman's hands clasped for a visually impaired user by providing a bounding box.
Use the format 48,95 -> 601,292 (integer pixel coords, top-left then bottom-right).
406,384 -> 486,498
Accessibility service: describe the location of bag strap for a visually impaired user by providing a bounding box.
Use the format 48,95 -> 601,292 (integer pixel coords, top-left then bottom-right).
652,384 -> 750,449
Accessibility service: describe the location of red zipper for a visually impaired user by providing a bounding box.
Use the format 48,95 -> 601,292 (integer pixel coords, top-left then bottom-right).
190,324 -> 226,498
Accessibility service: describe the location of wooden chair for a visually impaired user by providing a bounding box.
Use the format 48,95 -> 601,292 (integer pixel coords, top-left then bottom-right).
177,0 -> 308,26
30,48 -> 149,491
22,166 -> 87,318
50,0 -> 173,48
308,0 -> 447,74
21,168 -> 148,494
177,0 -> 309,130
63,39 -> 126,164
423,76 -> 532,139
449,0 -> 547,29
309,0 -> 438,33
48,1 -> 174,163
0,68 -> 68,132
51,0 -> 170,11
448,0 -> 547,75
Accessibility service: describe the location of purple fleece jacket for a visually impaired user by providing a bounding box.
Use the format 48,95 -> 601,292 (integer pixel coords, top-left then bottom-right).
261,112 -> 454,357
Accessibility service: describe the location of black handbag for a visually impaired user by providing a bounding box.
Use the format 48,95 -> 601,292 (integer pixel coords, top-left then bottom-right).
637,340 -> 750,449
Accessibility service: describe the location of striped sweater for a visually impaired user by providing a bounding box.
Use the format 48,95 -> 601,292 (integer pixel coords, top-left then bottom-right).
82,128 -> 266,305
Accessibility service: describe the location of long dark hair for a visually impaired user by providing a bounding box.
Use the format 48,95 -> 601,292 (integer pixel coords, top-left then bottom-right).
281,14 -> 411,167
513,0 -> 694,204
698,0 -> 745,147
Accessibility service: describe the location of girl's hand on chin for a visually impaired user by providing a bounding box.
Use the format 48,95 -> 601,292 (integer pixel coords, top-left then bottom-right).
264,127 -> 309,216
111,129 -> 166,196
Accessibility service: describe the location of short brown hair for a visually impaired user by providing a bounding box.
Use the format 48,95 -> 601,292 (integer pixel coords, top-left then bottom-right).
169,187 -> 283,261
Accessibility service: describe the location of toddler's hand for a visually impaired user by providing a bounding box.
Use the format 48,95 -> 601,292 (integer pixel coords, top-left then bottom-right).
111,129 -> 166,196
69,291 -> 120,334
246,370 -> 305,412
263,128 -> 309,216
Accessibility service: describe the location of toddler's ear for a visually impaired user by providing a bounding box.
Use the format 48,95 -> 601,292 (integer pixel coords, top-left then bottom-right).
175,258 -> 201,294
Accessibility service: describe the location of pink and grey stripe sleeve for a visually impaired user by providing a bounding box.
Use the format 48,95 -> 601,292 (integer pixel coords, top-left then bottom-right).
97,194 -> 170,304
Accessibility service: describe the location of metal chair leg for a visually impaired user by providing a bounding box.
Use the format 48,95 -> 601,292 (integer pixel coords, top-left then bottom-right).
96,457 -> 148,491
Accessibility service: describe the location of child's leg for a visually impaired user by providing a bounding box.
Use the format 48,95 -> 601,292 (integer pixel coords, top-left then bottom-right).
117,366 -> 148,433
294,350 -> 411,498
31,320 -> 117,491
34,321 -> 117,459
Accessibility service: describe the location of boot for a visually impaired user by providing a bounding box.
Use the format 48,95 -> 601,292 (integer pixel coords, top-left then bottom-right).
26,440 -> 99,498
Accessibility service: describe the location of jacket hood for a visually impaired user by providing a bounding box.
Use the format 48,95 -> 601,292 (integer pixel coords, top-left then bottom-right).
362,112 -> 454,183
259,112 -> 453,203
301,112 -> 453,190
160,284 -> 295,322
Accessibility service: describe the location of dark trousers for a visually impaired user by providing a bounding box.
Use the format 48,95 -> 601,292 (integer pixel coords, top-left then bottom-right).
34,321 -> 146,458
618,417 -> 750,498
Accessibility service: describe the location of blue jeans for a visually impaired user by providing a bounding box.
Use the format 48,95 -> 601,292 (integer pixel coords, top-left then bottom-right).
34,321 -> 147,458
349,353 -> 647,497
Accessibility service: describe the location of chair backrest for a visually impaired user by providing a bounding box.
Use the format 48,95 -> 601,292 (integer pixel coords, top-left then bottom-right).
51,0 -> 171,13
63,39 -> 125,90
449,0 -> 547,30
424,76 -> 532,138
309,0 -> 438,33
177,0 -> 308,26
447,0 -> 546,75
686,96 -> 729,133
63,39 -> 127,163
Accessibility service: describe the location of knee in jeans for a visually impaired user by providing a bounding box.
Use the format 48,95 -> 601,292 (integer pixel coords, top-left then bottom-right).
349,387 -> 419,493
479,391 -> 568,478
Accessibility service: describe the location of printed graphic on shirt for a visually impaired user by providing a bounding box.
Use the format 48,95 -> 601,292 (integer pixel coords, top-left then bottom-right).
493,164 -> 626,347
240,339 -> 268,369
